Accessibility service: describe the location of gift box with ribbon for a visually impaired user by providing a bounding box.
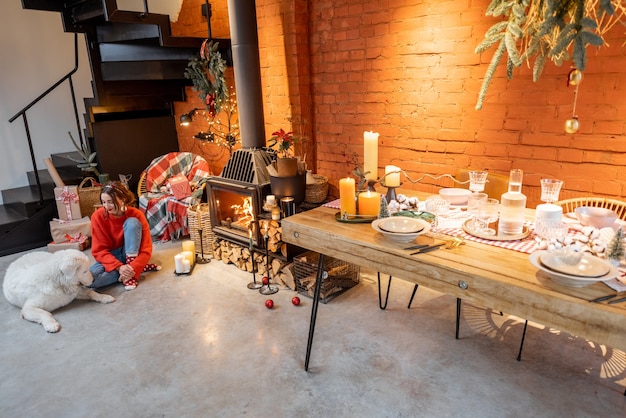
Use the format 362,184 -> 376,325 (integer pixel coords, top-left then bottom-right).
49,216 -> 91,244
168,173 -> 192,200
54,185 -> 82,221
47,235 -> 90,253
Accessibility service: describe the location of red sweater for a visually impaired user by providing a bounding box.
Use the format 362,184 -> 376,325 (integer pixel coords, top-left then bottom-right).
91,206 -> 152,279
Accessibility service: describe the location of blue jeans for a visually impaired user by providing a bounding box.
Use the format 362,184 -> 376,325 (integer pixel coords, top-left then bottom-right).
89,217 -> 142,288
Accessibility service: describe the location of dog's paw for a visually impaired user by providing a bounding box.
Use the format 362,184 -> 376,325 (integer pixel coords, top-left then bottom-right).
97,294 -> 115,304
43,319 -> 61,333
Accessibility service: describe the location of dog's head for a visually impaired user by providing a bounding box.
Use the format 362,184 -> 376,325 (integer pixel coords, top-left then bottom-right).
57,250 -> 94,287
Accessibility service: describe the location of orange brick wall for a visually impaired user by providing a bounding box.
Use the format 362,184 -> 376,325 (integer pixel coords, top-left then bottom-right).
173,0 -> 626,207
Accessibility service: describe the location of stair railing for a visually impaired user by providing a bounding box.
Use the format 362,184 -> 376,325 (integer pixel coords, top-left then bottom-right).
8,33 -> 84,206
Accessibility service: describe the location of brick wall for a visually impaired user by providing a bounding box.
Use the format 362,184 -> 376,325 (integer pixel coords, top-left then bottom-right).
173,0 -> 626,206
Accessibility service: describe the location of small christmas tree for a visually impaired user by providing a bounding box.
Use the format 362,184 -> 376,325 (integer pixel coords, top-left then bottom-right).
378,196 -> 390,219
606,227 -> 625,264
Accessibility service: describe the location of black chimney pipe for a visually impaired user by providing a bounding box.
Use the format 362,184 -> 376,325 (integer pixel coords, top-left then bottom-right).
227,0 -> 266,149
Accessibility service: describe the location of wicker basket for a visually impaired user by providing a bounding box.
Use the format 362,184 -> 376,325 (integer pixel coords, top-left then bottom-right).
304,174 -> 329,204
78,177 -> 102,218
294,251 -> 360,303
187,203 -> 214,256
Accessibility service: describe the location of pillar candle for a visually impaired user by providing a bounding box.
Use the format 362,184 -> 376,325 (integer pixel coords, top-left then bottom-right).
363,131 -> 379,180
339,177 -> 357,216
182,251 -> 194,267
385,165 -> 401,187
182,240 -> 195,255
182,259 -> 191,273
266,195 -> 276,206
174,254 -> 184,274
358,191 -> 381,216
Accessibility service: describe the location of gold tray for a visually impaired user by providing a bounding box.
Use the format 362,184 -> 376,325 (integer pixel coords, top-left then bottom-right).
462,219 -> 530,241
334,212 -> 377,223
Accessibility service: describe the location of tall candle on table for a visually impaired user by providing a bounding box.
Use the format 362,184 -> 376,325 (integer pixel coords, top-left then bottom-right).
363,131 -> 379,180
358,191 -> 381,216
339,177 -> 356,216
385,165 -> 401,187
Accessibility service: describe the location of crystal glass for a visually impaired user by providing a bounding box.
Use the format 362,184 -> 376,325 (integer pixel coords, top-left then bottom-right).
467,192 -> 488,231
477,198 -> 500,236
536,219 -> 569,242
425,196 -> 450,235
540,179 -> 564,203
469,171 -> 489,193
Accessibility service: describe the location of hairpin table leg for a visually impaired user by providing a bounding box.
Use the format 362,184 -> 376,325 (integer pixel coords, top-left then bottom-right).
304,253 -> 326,372
407,284 -> 419,309
377,272 -> 393,310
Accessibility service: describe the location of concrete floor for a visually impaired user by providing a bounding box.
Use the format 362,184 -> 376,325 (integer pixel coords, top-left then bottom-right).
1,240 -> 625,418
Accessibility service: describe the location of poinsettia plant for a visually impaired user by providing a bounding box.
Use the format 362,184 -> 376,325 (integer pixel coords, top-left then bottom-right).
268,128 -> 300,158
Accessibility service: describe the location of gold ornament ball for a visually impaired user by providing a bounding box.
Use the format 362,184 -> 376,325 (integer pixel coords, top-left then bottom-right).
568,69 -> 583,86
565,118 -> 580,134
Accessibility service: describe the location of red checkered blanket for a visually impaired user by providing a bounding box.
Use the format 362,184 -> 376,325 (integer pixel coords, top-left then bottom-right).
138,152 -> 211,241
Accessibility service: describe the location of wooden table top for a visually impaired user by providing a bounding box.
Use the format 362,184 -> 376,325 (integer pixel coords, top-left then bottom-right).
281,204 -> 626,352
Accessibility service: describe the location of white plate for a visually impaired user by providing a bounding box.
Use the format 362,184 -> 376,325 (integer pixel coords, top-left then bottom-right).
372,218 -> 431,242
529,251 -> 618,288
377,216 -> 424,234
540,252 -> 610,278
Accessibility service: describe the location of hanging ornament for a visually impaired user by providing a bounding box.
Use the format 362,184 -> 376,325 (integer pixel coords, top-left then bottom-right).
564,117 -> 580,134
567,69 -> 583,86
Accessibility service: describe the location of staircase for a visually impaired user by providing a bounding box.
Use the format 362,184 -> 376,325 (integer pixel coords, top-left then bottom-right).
0,0 -> 231,256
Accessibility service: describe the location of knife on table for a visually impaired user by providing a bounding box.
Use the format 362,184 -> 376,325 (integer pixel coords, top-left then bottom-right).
410,243 -> 445,255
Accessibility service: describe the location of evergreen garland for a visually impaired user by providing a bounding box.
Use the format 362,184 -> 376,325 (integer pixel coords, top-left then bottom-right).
475,0 -> 617,110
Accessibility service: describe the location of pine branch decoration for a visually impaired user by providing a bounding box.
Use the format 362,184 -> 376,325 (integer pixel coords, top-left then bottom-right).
184,40 -> 228,116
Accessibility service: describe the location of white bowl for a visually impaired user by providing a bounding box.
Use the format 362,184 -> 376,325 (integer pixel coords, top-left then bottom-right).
439,188 -> 471,205
574,206 -> 618,228
377,216 -> 424,234
372,218 -> 431,242
529,251 -> 618,288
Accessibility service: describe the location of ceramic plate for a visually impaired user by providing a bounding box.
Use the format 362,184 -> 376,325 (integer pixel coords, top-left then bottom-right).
529,251 -> 618,287
377,216 -> 424,234
540,252 -> 610,278
372,218 -> 431,242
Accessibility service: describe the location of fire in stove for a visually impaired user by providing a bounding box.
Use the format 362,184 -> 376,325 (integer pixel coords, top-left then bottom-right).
229,197 -> 254,230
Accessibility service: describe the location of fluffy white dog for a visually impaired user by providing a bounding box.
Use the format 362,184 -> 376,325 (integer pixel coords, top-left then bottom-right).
3,249 -> 115,332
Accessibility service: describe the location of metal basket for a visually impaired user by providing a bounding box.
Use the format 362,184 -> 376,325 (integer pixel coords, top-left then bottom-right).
294,251 -> 360,303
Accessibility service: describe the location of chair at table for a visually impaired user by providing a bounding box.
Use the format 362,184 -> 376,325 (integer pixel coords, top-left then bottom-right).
138,152 -> 211,241
555,197 -> 626,220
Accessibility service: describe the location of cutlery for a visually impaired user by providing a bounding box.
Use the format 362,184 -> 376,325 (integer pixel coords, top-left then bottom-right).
404,244 -> 430,250
411,243 -> 446,255
589,294 -> 618,303
608,296 -> 626,305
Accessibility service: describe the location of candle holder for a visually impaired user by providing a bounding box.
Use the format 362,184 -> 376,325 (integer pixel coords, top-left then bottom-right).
196,229 -> 211,264
385,185 -> 400,203
247,221 -> 262,289
259,229 -> 278,295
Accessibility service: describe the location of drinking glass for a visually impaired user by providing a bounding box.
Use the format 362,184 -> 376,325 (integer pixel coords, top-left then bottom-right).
425,196 -> 451,235
478,198 -> 500,236
467,192 -> 488,231
469,171 -> 489,193
540,179 -> 564,203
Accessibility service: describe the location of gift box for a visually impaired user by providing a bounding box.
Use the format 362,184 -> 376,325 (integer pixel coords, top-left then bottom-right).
50,216 -> 91,244
54,185 -> 82,221
169,174 -> 192,200
47,237 -> 91,253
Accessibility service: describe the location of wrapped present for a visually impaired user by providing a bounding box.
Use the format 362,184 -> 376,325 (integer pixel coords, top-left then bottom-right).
47,236 -> 90,253
169,173 -> 192,200
50,216 -> 91,244
54,185 -> 82,221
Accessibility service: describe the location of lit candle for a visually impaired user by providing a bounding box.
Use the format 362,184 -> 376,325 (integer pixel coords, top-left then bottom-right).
358,191 -> 381,216
248,229 -> 254,251
266,195 -> 276,206
339,177 -> 357,216
363,131 -> 379,180
385,165 -> 401,187
174,254 -> 184,274
182,240 -> 195,255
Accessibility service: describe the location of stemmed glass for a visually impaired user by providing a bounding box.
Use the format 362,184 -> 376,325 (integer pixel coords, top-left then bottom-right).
540,179 -> 564,204
477,198 -> 500,236
425,196 -> 451,236
469,171 -> 489,193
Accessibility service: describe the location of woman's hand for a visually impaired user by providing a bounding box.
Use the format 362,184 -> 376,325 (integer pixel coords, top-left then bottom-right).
118,264 -> 135,281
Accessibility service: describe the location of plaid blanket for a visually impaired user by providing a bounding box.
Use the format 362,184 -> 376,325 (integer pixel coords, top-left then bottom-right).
139,152 -> 211,241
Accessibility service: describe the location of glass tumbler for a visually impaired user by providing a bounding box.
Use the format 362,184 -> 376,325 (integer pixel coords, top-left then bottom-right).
540,179 -> 564,203
469,171 -> 489,193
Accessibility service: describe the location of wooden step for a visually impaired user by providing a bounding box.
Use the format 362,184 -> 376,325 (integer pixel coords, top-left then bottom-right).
1,185 -> 55,218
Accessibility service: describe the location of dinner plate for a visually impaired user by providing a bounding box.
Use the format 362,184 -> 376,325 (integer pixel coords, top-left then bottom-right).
529,251 -> 618,287
377,216 -> 424,234
540,252 -> 610,278
372,218 -> 431,242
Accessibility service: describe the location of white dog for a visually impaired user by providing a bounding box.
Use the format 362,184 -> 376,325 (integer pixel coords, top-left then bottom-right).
3,249 -> 115,332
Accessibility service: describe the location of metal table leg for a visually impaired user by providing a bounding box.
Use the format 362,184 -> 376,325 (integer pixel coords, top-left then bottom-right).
407,284 -> 419,309
455,298 -> 462,339
516,320 -> 529,361
377,272 -> 393,310
304,254 -> 326,371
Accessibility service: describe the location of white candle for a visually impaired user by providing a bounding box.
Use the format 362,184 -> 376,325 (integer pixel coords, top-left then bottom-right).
266,195 -> 276,206
182,259 -> 191,273
385,165 -> 401,187
363,131 -> 379,181
174,254 -> 184,274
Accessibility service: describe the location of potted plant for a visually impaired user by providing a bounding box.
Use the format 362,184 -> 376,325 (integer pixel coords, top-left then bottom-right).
268,128 -> 300,177
66,131 -> 101,178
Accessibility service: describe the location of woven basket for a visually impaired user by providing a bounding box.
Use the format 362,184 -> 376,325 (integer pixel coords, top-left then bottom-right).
304,174 -> 329,204
187,203 -> 214,256
78,177 -> 102,218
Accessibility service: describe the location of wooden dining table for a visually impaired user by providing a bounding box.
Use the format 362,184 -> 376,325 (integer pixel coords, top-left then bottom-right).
280,197 -> 626,373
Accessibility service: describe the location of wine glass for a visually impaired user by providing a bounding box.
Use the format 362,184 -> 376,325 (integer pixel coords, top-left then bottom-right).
477,198 -> 500,236
467,192 -> 488,231
469,171 -> 489,193
425,196 -> 450,236
540,179 -> 564,203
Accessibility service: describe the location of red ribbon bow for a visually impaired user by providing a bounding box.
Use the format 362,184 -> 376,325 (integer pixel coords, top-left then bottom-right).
56,187 -> 79,220
64,233 -> 87,244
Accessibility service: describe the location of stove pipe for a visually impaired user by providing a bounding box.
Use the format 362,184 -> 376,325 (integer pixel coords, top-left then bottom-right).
227,0 -> 265,149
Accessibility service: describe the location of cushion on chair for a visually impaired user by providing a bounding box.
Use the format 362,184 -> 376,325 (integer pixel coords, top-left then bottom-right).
138,152 -> 211,241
